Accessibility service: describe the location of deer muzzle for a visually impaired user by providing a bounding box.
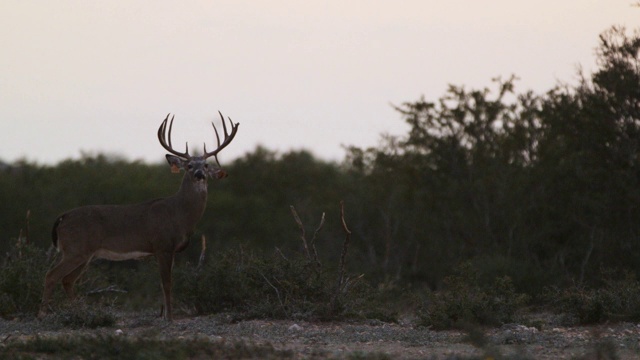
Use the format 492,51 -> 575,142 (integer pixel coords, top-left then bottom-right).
194,169 -> 207,180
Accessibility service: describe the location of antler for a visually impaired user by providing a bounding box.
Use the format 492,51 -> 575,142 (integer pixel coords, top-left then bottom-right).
203,111 -> 240,166
158,113 -> 191,159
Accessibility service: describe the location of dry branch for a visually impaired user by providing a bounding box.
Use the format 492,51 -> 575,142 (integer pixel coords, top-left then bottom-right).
24,209 -> 30,245
290,205 -> 310,259
331,200 -> 353,313
290,205 -> 324,268
309,212 -> 325,267
197,234 -> 207,270
337,200 -> 352,291
87,285 -> 128,295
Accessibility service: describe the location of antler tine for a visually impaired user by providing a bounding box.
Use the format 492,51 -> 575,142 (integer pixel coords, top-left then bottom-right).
203,111 -> 240,161
157,113 -> 190,159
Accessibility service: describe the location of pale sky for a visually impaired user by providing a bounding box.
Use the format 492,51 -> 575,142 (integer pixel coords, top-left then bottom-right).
1,1 -> 639,165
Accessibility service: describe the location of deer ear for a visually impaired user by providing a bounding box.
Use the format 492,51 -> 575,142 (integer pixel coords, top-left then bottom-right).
209,168 -> 228,179
165,155 -> 184,174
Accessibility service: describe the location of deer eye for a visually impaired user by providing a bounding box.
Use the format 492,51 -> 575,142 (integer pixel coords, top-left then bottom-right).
204,164 -> 209,168
187,164 -> 193,170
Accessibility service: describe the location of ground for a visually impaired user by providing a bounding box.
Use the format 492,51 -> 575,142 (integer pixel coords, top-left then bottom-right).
2,312 -> 640,359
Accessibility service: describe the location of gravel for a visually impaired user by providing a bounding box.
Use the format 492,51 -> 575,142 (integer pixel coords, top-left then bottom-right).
2,312 -> 640,359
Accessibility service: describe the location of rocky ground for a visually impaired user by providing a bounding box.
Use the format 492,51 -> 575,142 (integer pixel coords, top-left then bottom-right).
2,312 -> 640,359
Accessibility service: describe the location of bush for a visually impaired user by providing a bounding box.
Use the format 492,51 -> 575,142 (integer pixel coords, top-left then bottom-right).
174,248 -> 387,321
45,299 -> 118,329
546,268 -> 640,324
420,262 -> 529,329
0,241 -> 50,318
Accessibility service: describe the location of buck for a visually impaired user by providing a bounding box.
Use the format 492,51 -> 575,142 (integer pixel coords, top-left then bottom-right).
39,112 -> 239,321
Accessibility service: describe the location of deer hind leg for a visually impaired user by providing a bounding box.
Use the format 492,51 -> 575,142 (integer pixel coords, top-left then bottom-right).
61,260 -> 90,300
39,255 -> 91,317
156,252 -> 175,321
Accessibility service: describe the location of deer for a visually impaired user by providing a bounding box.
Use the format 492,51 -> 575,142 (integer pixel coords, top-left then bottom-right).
39,112 -> 239,321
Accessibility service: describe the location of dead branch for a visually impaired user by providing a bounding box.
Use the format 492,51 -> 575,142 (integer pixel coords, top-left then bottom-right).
337,200 -> 352,288
260,272 -> 286,315
309,212 -> 325,268
25,210 -> 30,245
331,200 -> 352,312
197,234 -> 207,270
275,247 -> 289,262
290,205 -> 311,259
290,205 -> 324,268
87,285 -> 128,295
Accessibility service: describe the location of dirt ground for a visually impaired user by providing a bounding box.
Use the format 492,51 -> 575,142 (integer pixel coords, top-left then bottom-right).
2,312 -> 640,359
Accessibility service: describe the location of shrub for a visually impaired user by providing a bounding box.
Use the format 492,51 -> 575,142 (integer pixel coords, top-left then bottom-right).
0,241 -> 50,318
174,248 -> 385,321
419,262 -> 529,329
45,299 -> 118,329
546,268 -> 640,324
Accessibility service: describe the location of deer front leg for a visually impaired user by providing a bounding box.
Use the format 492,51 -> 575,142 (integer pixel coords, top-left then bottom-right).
157,252 -> 175,321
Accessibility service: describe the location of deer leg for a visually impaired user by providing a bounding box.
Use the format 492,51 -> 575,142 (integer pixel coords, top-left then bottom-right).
61,260 -> 89,300
40,255 -> 90,317
156,252 -> 175,321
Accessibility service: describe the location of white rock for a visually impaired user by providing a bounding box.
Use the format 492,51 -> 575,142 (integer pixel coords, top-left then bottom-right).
288,324 -> 303,331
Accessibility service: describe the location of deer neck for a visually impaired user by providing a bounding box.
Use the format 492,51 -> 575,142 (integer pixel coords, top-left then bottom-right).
171,174 -> 209,230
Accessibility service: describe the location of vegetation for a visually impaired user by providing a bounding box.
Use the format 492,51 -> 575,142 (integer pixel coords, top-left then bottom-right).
419,262 -> 528,329
0,335 -> 294,360
0,26 -> 639,332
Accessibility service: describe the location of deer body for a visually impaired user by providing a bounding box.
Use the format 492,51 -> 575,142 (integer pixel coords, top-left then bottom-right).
40,113 -> 239,320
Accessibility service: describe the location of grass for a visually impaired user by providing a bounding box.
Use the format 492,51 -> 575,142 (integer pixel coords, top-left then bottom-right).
0,335 -> 294,360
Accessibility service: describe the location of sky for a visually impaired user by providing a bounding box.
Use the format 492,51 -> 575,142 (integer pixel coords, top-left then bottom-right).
1,1 -> 639,165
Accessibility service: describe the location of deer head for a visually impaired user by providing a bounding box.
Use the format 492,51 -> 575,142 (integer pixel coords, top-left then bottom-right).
158,111 -> 239,182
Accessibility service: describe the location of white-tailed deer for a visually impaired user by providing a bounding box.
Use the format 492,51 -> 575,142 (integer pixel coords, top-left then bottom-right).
39,112 -> 239,321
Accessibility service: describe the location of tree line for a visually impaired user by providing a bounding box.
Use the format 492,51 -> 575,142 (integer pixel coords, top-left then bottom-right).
1,27 -> 638,296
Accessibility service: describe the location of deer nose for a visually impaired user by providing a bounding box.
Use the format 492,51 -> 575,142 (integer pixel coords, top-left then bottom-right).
194,169 -> 206,180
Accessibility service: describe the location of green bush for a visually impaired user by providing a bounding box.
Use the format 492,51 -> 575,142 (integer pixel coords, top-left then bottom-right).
174,249 -> 386,321
0,241 -> 50,318
45,299 -> 118,329
420,262 -> 529,329
546,269 -> 640,324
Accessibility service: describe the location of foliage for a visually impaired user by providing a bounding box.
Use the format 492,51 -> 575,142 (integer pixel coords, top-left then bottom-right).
174,249 -> 388,321
546,268 -> 640,325
420,263 -> 528,329
44,299 -> 118,329
0,241 -> 49,318
344,26 -> 640,292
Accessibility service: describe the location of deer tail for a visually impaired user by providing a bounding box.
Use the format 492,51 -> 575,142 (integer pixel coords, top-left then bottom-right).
51,216 -> 64,249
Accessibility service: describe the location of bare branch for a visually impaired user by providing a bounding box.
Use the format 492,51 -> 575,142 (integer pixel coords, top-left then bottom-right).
331,200 -> 353,313
87,285 -> 128,295
275,247 -> 289,262
197,235 -> 207,270
290,205 -> 310,259
309,212 -> 325,268
260,272 -> 286,316
25,210 -> 30,245
337,201 -> 352,289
